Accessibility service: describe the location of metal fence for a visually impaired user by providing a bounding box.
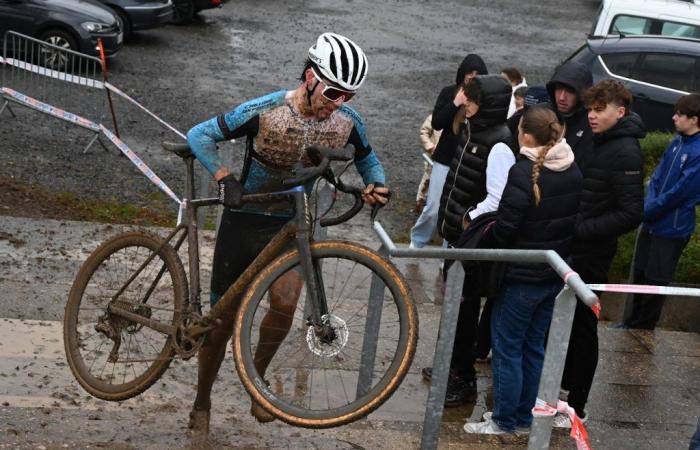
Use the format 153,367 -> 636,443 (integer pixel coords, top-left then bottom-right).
371,221 -> 599,450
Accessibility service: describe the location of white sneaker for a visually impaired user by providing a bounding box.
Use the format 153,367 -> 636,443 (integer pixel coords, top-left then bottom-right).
552,411 -> 588,428
463,419 -> 507,435
481,412 -> 530,435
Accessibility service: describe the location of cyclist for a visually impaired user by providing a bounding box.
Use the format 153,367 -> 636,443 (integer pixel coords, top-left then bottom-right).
185,32 -> 390,436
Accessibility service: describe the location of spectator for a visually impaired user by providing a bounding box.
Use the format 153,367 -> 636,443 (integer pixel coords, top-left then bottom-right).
507,85 -> 551,145
421,74 -> 513,407
464,105 -> 582,435
513,86 -> 527,112
622,93 -> 700,330
415,113 -> 442,212
409,54 -> 488,248
502,67 -> 527,119
556,80 -> 646,428
546,61 -> 594,165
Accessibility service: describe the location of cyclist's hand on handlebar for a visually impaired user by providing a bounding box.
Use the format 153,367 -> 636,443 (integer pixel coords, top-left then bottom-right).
218,174 -> 244,208
362,183 -> 390,207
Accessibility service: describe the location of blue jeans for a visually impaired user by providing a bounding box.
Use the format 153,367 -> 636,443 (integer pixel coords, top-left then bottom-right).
690,416 -> 700,450
409,161 -> 449,247
491,281 -> 562,431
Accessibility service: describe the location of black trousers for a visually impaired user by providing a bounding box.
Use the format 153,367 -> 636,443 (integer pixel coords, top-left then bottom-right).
562,244 -> 616,416
625,229 -> 689,330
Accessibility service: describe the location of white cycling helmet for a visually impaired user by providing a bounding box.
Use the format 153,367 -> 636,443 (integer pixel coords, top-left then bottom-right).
308,32 -> 368,92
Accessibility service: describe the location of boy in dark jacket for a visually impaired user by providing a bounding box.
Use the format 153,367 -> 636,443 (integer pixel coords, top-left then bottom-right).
557,80 -> 646,428
623,93 -> 700,329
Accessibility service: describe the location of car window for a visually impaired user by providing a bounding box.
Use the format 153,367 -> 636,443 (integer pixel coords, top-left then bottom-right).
610,15 -> 653,35
661,21 -> 700,39
600,52 -> 638,78
635,53 -> 695,92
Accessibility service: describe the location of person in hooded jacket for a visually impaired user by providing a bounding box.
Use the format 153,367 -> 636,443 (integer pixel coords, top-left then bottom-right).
464,105 -> 582,435
546,61 -> 594,165
556,79 -> 646,428
409,54 -> 488,248
421,74 -> 514,406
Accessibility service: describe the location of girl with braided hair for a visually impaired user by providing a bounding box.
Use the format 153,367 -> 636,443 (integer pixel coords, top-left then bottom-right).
464,105 -> 583,435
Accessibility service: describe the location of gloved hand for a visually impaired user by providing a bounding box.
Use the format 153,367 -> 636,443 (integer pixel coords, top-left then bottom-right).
218,174 -> 244,208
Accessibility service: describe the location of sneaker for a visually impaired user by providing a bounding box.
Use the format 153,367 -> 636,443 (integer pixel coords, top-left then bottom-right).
482,412 -> 530,435
464,419 -> 508,435
445,375 -> 477,407
552,410 -> 588,428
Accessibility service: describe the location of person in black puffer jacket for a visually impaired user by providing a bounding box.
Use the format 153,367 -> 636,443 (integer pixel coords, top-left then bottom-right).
557,80 -> 645,429
464,105 -> 582,435
438,74 -> 514,245
409,54 -> 488,248
419,74 -> 513,408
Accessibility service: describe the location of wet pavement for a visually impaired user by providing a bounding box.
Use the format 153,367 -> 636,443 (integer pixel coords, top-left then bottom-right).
0,215 -> 699,449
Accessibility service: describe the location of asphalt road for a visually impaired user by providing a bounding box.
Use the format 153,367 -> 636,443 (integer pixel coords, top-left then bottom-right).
0,0 -> 600,238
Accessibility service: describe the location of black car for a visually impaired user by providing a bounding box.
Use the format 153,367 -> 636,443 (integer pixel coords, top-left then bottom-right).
96,0 -> 174,37
566,35 -> 700,132
0,0 -> 123,59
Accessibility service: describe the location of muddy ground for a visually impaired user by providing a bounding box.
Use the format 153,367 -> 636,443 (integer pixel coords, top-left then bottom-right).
0,0 -> 600,239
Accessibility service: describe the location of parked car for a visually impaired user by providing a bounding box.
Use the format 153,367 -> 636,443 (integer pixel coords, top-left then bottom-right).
566,35 -> 699,131
171,0 -> 223,24
590,0 -> 700,39
96,0 -> 174,38
0,0 -> 123,60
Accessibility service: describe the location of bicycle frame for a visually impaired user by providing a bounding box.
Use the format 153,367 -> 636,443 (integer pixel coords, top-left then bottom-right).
106,152 -> 330,348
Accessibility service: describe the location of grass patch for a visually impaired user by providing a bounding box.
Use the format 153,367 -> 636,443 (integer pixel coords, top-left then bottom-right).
608,132 -> 700,284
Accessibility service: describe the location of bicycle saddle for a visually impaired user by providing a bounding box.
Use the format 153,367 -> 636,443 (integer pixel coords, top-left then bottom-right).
162,141 -> 193,159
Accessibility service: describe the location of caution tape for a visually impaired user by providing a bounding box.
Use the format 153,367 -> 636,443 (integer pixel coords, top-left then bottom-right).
1,87 -> 100,131
533,398 -> 592,450
99,125 -> 182,206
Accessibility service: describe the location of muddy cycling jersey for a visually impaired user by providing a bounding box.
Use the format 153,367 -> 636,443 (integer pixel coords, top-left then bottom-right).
187,90 -> 385,214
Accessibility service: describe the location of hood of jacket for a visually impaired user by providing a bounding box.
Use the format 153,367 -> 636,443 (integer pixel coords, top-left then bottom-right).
466,75 -> 511,131
546,61 -> 593,110
455,54 -> 488,85
593,112 -> 647,144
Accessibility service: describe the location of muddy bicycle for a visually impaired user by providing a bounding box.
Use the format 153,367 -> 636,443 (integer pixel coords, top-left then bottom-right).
63,143 -> 418,428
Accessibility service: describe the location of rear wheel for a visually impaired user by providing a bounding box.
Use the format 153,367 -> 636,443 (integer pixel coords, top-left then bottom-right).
64,232 -> 188,401
233,240 -> 418,428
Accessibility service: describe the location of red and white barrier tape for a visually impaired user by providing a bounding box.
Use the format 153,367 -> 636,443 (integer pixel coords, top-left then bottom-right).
533,398 -> 592,450
99,125 -> 181,205
2,87 -> 100,131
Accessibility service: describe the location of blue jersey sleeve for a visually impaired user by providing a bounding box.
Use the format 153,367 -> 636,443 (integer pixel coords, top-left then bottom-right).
186,91 -> 287,176
341,104 -> 386,186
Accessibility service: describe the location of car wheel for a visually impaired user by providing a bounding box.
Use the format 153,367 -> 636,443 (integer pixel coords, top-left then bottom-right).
38,29 -> 78,70
172,0 -> 195,25
113,8 -> 132,38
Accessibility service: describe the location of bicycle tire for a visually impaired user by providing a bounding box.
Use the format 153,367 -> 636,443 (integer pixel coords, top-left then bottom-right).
64,231 -> 188,401
233,240 -> 418,428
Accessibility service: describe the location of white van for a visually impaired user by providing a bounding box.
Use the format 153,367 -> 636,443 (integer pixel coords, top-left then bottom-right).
590,0 -> 700,39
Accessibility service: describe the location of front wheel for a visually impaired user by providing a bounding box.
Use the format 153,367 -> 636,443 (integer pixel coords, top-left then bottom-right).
233,241 -> 418,428
64,232 -> 188,401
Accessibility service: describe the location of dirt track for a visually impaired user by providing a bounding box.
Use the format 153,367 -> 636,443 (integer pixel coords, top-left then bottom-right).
0,0 -> 599,238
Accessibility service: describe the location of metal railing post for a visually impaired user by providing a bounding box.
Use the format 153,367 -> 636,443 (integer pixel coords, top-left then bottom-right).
527,286 -> 578,450
356,243 -> 388,398
420,261 -> 465,450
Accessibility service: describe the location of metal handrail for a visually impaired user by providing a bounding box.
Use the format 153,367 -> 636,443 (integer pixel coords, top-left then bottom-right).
372,221 -> 599,450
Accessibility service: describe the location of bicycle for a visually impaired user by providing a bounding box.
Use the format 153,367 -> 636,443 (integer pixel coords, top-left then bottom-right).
63,143 -> 419,428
